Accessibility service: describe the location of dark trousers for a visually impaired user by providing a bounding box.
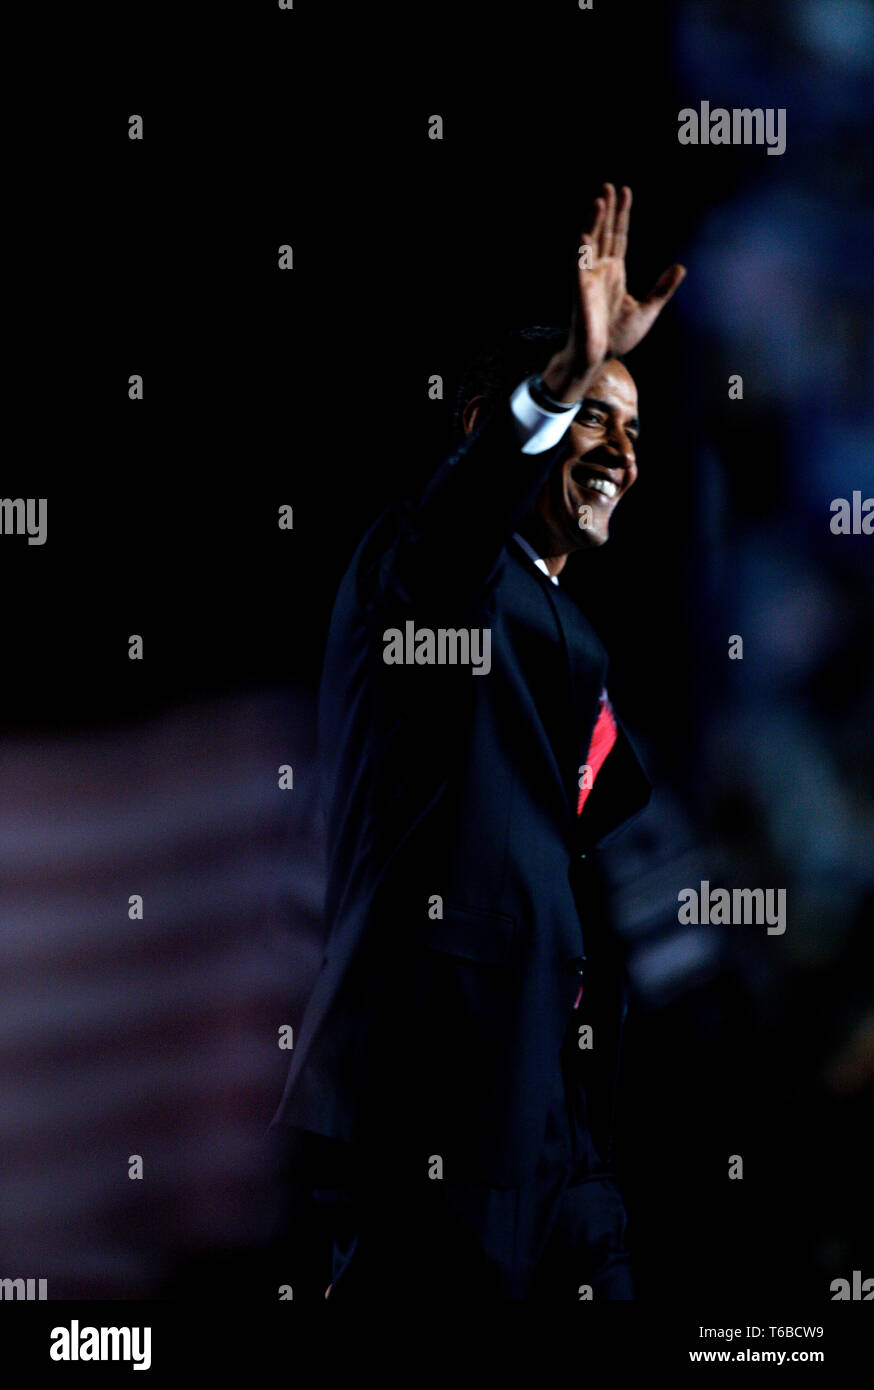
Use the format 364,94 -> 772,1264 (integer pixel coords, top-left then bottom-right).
271,1017 -> 633,1302
319,1167 -> 632,1303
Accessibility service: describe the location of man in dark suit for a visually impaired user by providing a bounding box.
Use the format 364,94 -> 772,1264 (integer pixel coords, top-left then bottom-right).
269,183 -> 685,1301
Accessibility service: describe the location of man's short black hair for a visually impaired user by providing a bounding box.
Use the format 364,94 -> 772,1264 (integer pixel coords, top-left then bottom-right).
452,325 -> 568,442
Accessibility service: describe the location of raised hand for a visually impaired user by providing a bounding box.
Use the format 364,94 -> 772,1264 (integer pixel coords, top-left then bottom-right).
584,183 -> 686,357
542,183 -> 686,402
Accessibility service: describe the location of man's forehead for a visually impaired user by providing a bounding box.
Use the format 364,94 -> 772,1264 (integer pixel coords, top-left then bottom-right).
587,360 -> 638,414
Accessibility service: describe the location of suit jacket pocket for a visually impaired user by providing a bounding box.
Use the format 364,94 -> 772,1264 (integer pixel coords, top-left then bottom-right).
420,902 -> 518,966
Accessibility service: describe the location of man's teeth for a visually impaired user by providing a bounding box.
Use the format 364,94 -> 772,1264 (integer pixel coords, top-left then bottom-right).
580,476 -> 617,499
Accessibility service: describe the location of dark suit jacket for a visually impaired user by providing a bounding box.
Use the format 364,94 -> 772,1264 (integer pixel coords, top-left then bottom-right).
270,398 -> 651,1190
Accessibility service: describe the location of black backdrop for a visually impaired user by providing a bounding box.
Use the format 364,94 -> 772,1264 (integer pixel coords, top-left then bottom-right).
9,2 -> 712,734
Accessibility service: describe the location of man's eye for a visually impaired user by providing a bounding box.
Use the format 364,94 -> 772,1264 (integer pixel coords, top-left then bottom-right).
581,412 -> 604,426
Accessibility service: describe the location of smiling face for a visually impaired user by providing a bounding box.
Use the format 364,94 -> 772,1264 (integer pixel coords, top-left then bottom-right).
528,357 -> 640,561
460,353 -> 641,574
491,358 -> 633,575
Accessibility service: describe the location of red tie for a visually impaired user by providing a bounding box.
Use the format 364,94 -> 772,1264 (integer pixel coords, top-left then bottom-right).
573,689 -> 617,1009
577,689 -> 617,816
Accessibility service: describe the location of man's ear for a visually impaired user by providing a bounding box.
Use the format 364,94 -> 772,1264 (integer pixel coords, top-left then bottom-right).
461,394 -> 489,437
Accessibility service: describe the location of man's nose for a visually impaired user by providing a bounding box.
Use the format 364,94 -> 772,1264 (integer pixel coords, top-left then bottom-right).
604,424 -> 635,467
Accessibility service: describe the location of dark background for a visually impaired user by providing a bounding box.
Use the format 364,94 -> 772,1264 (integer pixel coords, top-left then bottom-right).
2,0 -> 872,1304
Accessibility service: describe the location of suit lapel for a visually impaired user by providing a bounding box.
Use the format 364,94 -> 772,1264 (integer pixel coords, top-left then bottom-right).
542,576 -> 609,814
507,538 -> 608,819
506,539 -> 651,843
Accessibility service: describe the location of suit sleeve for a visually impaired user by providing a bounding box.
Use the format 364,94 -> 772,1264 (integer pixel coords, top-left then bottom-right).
383,387 -> 576,608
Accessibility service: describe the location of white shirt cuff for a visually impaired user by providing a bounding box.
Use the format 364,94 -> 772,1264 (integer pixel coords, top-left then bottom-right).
509,378 -> 581,455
